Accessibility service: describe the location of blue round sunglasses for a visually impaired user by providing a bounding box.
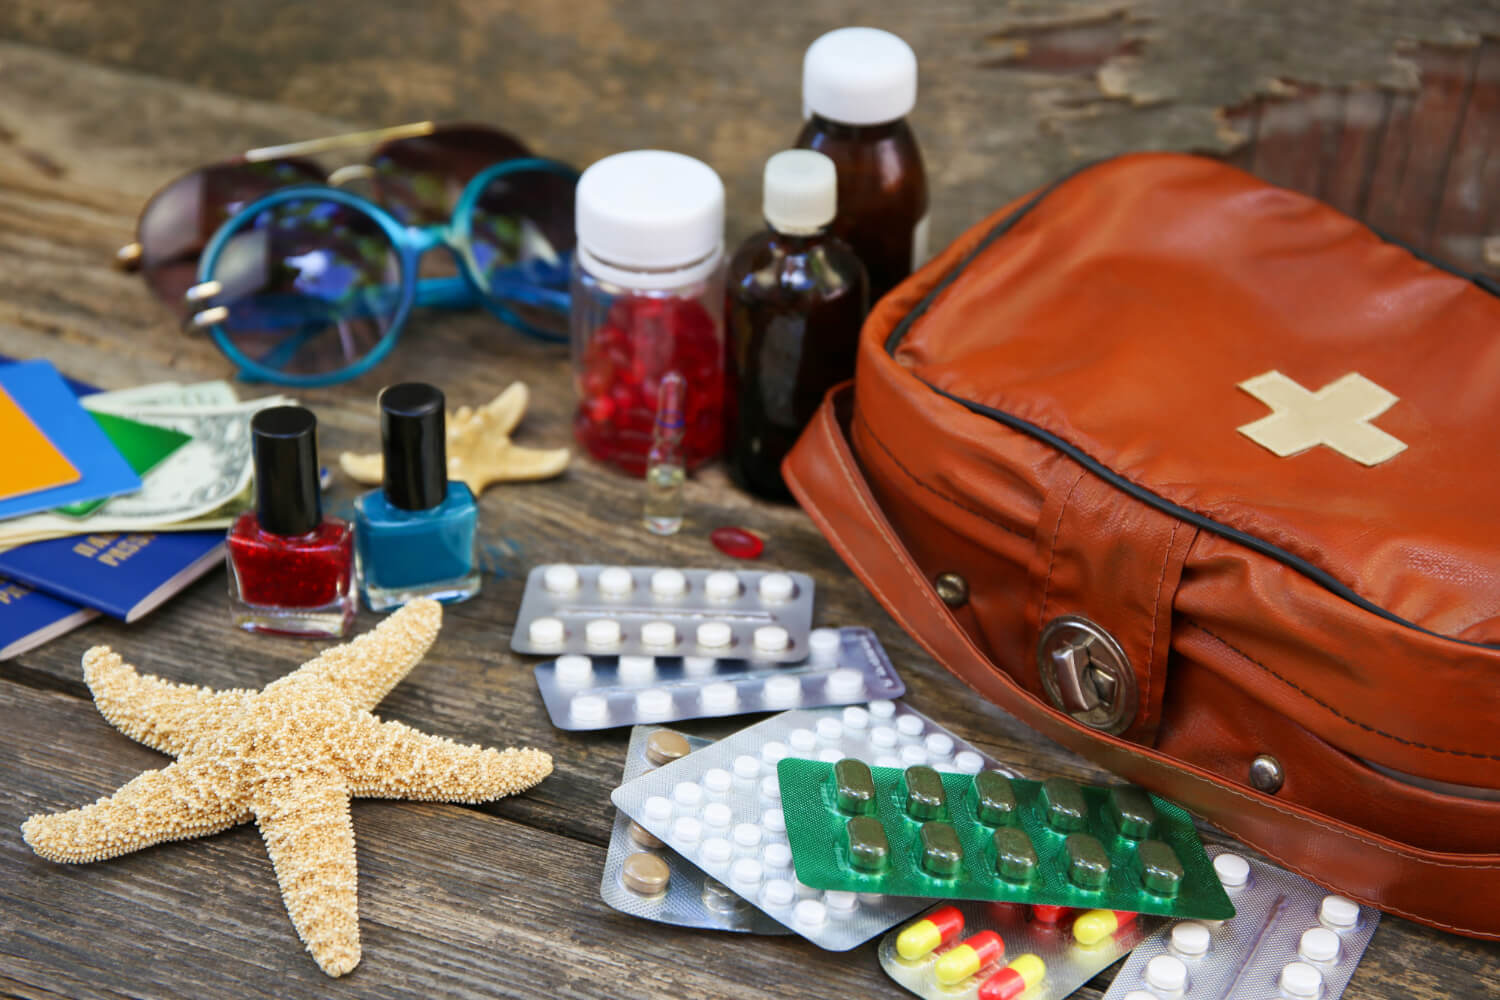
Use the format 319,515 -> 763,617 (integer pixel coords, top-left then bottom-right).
179,157 -> 578,386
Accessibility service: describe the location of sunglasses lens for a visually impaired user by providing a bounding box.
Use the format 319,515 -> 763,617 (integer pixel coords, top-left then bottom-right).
465,165 -> 576,339
201,196 -> 404,379
371,125 -> 533,225
139,160 -> 324,315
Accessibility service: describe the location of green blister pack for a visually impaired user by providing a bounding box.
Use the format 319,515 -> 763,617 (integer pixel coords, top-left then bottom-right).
777,758 -> 1235,920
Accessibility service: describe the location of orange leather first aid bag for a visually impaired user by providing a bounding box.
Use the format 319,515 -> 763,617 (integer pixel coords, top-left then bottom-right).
784,153 -> 1500,939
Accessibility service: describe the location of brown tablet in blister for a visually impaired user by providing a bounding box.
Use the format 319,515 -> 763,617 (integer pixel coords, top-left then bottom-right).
645,729 -> 692,765
622,852 -> 671,896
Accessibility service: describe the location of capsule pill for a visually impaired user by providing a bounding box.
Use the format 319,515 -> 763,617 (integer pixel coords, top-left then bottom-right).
935,930 -> 1004,985
977,955 -> 1046,1000
897,905 -> 965,960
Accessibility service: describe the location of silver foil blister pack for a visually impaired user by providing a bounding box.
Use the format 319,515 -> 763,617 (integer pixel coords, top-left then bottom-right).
512,564 -> 815,662
600,725 -> 788,934
610,701 -> 1023,950
536,627 -> 905,730
1101,849 -> 1380,1000
879,901 -> 1163,1000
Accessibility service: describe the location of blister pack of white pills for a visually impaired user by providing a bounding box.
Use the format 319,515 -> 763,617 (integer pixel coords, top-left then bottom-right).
610,701 -> 1023,950
1101,849 -> 1380,1000
536,627 -> 905,730
513,565 -> 815,662
601,725 -> 789,934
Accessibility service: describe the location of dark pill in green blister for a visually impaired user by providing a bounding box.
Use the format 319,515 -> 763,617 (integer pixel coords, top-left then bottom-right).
846,815 -> 890,872
1137,839 -> 1185,897
834,758 -> 877,815
1108,786 -> 1158,840
973,771 -> 1018,826
992,826 -> 1038,884
919,822 -> 964,877
904,765 -> 948,821
1041,778 -> 1089,832
1065,832 -> 1111,890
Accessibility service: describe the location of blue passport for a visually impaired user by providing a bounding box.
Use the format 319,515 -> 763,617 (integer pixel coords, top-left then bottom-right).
0,579 -> 98,660
0,530 -> 224,622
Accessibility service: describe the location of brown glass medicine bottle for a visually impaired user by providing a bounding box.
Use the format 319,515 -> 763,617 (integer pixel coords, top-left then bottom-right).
795,27 -> 929,305
726,150 -> 869,501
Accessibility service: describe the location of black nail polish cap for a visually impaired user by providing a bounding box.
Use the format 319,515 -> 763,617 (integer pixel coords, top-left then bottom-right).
380,382 -> 448,511
251,405 -> 321,536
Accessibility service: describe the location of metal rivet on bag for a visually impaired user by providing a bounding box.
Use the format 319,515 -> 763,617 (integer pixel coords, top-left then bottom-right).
935,573 -> 969,608
1036,615 -> 1137,736
1249,754 -> 1284,794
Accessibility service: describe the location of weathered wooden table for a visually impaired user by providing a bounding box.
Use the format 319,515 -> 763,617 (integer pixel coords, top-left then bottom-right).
2,7 -> 1499,996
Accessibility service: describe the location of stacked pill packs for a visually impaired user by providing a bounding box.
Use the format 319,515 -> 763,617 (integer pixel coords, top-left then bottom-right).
879,902 -> 1163,1000
1101,849 -> 1379,1000
601,725 -> 788,934
536,626 -> 905,730
513,564 -> 815,663
610,701 -> 1023,950
775,759 -> 1233,919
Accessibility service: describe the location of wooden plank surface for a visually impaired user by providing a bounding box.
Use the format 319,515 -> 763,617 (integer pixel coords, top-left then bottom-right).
0,24 -> 1497,1000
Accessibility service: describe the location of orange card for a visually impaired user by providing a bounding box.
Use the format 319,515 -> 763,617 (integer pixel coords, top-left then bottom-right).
0,384 -> 80,501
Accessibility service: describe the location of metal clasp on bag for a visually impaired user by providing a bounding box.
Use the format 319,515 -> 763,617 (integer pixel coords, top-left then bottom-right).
1037,615 -> 1137,735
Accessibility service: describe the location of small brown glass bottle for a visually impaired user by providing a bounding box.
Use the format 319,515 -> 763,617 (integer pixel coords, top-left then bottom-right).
726,150 -> 869,500
795,27 -> 929,305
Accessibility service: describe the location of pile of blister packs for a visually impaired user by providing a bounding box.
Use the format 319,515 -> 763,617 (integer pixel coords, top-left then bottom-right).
514,564 -> 1381,999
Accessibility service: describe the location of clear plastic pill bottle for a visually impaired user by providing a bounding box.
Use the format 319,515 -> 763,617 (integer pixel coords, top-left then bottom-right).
571,150 -> 726,476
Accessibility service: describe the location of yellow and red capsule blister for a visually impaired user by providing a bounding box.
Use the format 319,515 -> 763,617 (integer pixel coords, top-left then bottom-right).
1073,908 -> 1139,945
896,905 -> 966,960
977,954 -> 1047,1000
934,930 -> 1005,985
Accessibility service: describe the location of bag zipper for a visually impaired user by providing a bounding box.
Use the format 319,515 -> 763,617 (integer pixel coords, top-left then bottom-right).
883,156 -> 1498,651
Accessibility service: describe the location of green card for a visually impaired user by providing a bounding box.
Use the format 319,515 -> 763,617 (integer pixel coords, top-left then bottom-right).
53,412 -> 191,518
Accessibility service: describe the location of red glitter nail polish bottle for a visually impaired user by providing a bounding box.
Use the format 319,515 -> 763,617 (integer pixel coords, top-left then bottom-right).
227,406 -> 355,637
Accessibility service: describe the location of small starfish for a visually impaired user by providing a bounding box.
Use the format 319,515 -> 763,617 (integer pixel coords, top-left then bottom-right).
21,600 -> 552,977
340,382 -> 570,494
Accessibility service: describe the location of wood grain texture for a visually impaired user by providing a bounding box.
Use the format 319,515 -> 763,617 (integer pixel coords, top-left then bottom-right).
0,18 -> 1497,1000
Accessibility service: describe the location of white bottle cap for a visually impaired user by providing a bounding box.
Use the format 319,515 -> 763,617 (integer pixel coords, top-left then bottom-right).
543,564 -> 579,594
1319,894 -> 1360,930
754,625 -> 790,654
1170,921 -> 1212,957
575,150 -> 725,289
1280,961 -> 1324,998
763,150 -> 837,235
554,654 -> 592,687
597,566 -> 633,596
650,569 -> 687,597
617,655 -> 655,683
1299,926 -> 1341,964
704,571 -> 741,601
529,616 -> 564,646
697,622 -> 733,649
1144,954 -> 1188,993
1214,853 -> 1251,889
641,621 -> 677,648
802,27 -> 918,125
700,682 -> 738,712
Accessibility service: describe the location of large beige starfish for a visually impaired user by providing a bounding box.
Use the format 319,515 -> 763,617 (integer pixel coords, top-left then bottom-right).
21,600 -> 552,977
339,382 -> 570,494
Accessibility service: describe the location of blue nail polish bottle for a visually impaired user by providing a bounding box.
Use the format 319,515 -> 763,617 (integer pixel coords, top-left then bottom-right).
354,383 -> 481,610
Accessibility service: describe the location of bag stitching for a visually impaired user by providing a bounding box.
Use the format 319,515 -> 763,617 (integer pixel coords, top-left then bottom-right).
1038,472 -> 1086,627
1186,620 -> 1500,761
1143,519 -> 1180,730
856,412 -> 1030,540
818,409 -> 1500,878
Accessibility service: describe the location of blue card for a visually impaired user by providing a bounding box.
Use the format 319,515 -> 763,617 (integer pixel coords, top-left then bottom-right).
0,360 -> 141,519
